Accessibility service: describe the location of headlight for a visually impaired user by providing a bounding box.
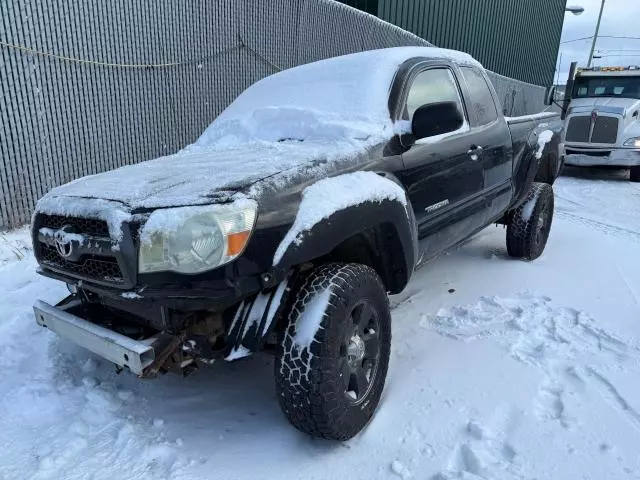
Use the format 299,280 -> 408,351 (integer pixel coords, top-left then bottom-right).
624,137 -> 640,148
139,200 -> 257,274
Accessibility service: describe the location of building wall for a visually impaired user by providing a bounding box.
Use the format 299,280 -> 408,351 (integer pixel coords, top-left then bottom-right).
339,0 -> 379,15
0,0 -> 546,228
356,0 -> 566,86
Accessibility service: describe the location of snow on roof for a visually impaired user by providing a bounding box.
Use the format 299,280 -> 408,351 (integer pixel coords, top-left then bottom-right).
36,47 -> 481,213
196,47 -> 480,146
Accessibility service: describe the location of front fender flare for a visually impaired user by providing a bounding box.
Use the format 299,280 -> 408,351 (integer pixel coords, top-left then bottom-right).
273,197 -> 418,294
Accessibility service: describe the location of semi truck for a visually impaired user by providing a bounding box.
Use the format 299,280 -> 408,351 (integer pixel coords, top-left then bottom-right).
562,65 -> 640,181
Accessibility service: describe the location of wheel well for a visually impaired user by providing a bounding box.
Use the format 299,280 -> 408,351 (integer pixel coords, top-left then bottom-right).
316,223 -> 408,294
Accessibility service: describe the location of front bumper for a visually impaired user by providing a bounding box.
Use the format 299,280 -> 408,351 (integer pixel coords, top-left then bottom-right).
34,299 -> 174,375
564,147 -> 640,167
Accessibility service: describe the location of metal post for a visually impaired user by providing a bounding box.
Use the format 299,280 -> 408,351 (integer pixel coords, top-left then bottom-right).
556,51 -> 563,86
562,61 -> 578,120
587,0 -> 606,67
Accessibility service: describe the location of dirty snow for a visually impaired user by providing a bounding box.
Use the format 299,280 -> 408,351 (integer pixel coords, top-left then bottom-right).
2,167 -> 640,479
535,129 -> 554,160
273,171 -> 407,265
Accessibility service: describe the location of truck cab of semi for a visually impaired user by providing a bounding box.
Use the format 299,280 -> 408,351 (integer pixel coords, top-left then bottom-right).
563,65 -> 640,181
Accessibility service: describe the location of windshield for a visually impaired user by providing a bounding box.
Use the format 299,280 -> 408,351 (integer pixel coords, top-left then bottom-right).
572,75 -> 640,99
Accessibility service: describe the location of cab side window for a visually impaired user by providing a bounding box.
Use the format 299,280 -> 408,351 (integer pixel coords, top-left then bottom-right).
403,68 -> 464,121
460,66 -> 499,126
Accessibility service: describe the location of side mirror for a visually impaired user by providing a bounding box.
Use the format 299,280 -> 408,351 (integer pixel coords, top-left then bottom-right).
411,102 -> 464,141
544,85 -> 557,106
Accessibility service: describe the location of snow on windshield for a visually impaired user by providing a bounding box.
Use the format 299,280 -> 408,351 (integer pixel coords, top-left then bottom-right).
193,46 -> 480,147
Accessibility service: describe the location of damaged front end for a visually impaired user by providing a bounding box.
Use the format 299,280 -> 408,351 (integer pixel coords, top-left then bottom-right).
33,279 -> 290,378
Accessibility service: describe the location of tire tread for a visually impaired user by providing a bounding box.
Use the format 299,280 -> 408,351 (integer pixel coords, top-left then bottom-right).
506,182 -> 554,260
275,263 -> 391,440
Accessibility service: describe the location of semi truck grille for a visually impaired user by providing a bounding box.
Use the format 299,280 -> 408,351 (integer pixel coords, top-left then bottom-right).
566,116 -> 591,143
591,117 -> 618,144
566,115 -> 619,144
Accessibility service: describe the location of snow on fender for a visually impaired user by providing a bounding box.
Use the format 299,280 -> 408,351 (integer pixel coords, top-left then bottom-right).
272,171 -> 408,266
535,130 -> 554,160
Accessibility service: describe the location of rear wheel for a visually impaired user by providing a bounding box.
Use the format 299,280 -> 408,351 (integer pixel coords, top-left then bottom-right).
275,263 -> 391,440
506,182 -> 554,260
630,166 -> 640,182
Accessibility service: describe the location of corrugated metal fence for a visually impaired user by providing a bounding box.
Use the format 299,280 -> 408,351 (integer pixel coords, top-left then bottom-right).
376,0 -> 565,86
0,0 -> 546,228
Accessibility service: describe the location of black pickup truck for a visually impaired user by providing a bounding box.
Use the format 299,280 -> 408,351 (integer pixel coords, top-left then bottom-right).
31,47 -> 563,440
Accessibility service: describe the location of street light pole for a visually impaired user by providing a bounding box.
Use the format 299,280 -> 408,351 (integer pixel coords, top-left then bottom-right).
587,0 -> 606,67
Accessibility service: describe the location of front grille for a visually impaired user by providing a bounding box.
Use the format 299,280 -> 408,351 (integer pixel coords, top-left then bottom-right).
566,116 -> 591,142
38,213 -> 110,237
40,244 -> 124,283
34,213 -> 129,286
591,116 -> 618,144
566,115 -> 619,144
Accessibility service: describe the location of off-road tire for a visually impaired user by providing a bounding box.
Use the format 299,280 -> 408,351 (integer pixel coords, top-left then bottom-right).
630,165 -> 640,182
506,182 -> 554,260
275,263 -> 391,441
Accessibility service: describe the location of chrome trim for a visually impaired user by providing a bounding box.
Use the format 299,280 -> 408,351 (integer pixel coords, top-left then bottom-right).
568,105 -> 625,116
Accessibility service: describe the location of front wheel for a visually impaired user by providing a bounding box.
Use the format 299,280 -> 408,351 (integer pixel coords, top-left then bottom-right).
630,165 -> 640,182
275,263 -> 391,441
506,182 -> 554,260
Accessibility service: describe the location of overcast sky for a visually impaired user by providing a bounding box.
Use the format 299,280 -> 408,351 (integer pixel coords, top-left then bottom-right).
556,0 -> 640,84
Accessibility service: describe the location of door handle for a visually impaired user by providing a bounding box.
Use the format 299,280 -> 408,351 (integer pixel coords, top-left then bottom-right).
467,145 -> 483,161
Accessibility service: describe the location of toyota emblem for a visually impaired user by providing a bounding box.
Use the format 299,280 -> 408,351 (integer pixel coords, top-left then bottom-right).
54,225 -> 74,258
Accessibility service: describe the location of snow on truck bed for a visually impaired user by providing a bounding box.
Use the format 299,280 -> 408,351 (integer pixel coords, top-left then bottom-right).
36,47 -> 479,213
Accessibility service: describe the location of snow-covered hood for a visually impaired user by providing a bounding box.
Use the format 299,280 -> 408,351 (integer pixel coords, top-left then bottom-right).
569,97 -> 640,116
39,104 -> 391,212
40,138 -> 373,211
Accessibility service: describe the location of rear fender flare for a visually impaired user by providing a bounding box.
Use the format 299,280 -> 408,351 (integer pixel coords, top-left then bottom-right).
512,132 -> 544,209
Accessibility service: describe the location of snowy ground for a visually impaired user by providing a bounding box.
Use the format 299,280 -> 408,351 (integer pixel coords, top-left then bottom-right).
1,167 -> 639,480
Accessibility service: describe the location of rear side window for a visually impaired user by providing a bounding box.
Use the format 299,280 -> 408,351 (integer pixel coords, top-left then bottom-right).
460,66 -> 498,126
403,68 -> 464,120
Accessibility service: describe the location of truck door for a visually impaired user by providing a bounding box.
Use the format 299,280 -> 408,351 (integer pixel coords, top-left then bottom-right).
458,66 -> 513,220
399,65 -> 487,251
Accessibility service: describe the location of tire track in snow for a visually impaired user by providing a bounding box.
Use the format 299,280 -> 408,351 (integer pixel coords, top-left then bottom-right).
556,209 -> 640,243
585,367 -> 640,433
615,263 -> 640,312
